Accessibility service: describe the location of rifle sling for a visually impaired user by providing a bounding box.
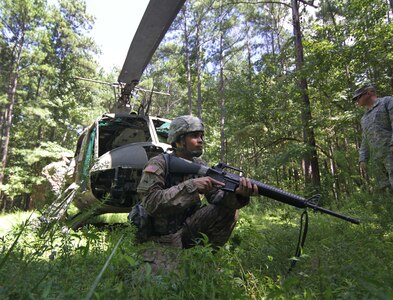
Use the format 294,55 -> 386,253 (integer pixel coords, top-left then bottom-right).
287,210 -> 309,275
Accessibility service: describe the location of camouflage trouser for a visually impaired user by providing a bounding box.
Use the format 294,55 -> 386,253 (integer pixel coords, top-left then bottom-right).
371,154 -> 393,191
149,204 -> 239,249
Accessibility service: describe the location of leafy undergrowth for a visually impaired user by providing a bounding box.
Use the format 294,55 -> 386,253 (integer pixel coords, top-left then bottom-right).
0,195 -> 392,299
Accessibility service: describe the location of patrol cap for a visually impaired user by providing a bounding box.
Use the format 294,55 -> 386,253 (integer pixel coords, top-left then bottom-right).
167,115 -> 204,144
352,84 -> 375,102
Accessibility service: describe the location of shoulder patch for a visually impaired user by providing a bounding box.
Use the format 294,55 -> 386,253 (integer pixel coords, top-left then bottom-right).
143,165 -> 160,174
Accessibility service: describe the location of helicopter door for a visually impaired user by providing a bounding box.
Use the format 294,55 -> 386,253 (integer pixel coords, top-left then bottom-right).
87,115 -> 152,208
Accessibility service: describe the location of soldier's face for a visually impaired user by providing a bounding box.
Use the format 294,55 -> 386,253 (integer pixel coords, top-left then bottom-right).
354,88 -> 378,109
184,132 -> 204,157
356,91 -> 369,107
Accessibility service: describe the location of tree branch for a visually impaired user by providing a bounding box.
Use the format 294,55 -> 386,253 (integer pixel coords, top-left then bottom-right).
256,137 -> 333,159
226,0 -> 318,9
225,1 -> 292,9
298,0 -> 318,9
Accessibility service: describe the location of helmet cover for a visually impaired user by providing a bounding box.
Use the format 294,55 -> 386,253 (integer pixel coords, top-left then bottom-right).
167,115 -> 204,144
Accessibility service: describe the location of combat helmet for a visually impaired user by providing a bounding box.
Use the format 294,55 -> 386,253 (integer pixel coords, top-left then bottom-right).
352,83 -> 375,102
167,115 -> 204,144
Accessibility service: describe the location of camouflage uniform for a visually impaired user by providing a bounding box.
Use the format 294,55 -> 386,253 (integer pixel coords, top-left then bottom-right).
359,96 -> 393,190
136,153 -> 249,248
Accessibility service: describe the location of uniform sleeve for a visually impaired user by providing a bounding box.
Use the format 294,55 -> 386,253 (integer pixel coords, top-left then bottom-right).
193,157 -> 249,209
359,130 -> 369,163
387,96 -> 393,146
359,113 -> 369,163
137,156 -> 200,217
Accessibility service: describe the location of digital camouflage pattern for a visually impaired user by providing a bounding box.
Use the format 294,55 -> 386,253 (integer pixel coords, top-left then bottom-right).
136,153 -> 249,248
359,96 -> 393,190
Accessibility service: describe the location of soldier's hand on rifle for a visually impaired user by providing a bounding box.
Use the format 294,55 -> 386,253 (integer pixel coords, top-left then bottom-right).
235,177 -> 259,197
193,177 -> 225,194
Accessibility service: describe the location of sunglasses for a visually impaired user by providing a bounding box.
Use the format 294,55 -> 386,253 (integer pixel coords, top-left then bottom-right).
353,91 -> 368,102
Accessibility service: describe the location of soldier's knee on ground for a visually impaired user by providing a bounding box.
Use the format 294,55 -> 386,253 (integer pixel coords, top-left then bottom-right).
180,204 -> 239,248
139,244 -> 181,274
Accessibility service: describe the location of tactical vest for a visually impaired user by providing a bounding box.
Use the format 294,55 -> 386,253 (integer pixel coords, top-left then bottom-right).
160,153 -> 201,234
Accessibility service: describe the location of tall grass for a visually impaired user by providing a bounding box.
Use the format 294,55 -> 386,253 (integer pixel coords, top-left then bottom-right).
0,193 -> 392,299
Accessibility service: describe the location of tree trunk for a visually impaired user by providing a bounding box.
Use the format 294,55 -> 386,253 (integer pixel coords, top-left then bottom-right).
328,142 -> 340,203
0,32 -> 24,205
219,29 -> 226,162
245,20 -> 253,82
291,0 -> 321,191
182,8 -> 193,115
196,21 -> 203,119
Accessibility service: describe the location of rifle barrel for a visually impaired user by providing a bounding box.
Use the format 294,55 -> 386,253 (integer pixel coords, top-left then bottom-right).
168,155 -> 360,225
251,179 -> 360,224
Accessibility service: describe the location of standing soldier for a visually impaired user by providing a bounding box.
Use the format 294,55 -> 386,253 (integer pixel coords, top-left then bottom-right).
133,115 -> 258,249
353,84 -> 393,192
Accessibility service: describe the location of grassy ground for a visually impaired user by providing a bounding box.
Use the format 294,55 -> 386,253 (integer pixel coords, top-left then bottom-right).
0,194 -> 392,299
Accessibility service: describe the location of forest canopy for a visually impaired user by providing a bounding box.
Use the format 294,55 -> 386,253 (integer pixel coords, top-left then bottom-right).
0,0 -> 392,210
1,1 -> 393,299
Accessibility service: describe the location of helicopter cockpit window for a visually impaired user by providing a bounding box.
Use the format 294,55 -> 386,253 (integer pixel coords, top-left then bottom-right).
98,117 -> 150,156
112,128 -> 146,147
154,120 -> 171,143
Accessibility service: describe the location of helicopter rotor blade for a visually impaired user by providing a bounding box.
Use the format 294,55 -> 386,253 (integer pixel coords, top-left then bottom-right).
75,76 -> 170,96
118,0 -> 186,95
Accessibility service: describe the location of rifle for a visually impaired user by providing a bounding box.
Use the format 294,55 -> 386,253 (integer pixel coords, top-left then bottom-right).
167,155 -> 360,225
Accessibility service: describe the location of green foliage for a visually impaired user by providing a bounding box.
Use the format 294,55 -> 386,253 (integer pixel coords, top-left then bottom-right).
1,166 -> 42,198
0,0 -> 110,205
0,195 -> 391,299
1,142 -> 72,200
0,1 -> 392,297
15,142 -> 73,166
2,0 -> 393,208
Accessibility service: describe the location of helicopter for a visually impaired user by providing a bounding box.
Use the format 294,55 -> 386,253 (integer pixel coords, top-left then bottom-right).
40,0 -> 187,226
